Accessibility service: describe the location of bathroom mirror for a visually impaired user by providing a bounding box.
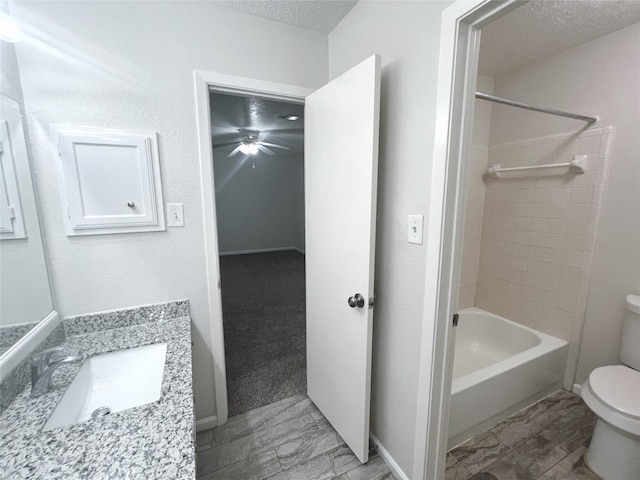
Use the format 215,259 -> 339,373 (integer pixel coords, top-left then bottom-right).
0,93 -> 54,357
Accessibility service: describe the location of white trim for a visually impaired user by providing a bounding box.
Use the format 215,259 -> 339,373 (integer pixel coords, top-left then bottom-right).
0,311 -> 60,381
219,246 -> 303,257
573,383 -> 583,397
412,1 -> 524,479
370,433 -> 409,480
194,69 -> 313,426
195,414 -> 218,432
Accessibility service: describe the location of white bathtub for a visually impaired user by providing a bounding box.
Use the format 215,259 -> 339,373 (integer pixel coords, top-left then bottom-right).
448,307 -> 568,445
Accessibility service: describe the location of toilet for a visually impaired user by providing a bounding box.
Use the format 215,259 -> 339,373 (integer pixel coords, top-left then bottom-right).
581,294 -> 640,480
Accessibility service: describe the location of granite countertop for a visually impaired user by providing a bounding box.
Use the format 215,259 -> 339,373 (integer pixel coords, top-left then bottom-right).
0,316 -> 195,480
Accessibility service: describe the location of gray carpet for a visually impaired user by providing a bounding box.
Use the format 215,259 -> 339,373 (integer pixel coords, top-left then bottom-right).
220,250 -> 306,416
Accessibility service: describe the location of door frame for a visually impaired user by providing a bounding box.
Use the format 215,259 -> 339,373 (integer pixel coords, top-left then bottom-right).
412,1 -> 524,478
194,70 -> 313,426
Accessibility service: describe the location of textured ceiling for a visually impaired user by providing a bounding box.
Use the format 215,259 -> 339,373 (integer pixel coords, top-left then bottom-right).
479,0 -> 640,77
218,0 -> 357,34
210,92 -> 304,158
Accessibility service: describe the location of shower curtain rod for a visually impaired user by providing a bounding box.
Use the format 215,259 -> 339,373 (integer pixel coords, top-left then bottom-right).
475,92 -> 598,124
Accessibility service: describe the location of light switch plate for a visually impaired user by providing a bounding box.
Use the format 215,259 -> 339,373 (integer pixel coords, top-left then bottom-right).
167,203 -> 184,227
408,214 -> 423,244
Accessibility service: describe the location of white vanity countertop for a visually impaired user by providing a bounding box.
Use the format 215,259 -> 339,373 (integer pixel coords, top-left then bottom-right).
0,316 -> 195,479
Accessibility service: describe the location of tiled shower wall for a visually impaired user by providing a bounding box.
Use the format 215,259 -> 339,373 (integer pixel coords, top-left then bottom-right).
474,126 -> 613,385
459,146 -> 489,309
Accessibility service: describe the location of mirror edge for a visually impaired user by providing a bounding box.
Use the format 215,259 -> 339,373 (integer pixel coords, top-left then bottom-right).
0,311 -> 60,382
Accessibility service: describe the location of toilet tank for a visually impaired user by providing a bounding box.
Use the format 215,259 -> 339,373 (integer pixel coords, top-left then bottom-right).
621,294 -> 640,370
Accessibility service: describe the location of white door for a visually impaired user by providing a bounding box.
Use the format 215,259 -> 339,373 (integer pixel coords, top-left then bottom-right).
305,54 -> 381,463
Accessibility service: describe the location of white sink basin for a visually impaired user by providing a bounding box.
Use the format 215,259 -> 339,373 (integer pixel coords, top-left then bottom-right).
43,343 -> 167,431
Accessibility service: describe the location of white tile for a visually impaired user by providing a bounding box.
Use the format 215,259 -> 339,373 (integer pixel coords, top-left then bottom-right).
531,218 -> 549,233
570,187 -> 595,204
545,234 -> 566,250
562,251 -> 584,268
565,220 -> 588,236
547,219 -> 567,234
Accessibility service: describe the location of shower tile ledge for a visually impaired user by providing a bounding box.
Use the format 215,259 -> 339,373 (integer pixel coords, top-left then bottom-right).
0,316 -> 195,480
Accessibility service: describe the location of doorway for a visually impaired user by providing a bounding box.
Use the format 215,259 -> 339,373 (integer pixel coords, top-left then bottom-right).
209,91 -> 306,416
195,56 -> 381,464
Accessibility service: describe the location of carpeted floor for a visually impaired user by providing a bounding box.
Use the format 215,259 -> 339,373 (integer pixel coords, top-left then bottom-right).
219,250 -> 306,416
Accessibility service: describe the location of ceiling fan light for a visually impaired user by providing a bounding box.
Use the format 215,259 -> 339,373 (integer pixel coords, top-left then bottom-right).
239,143 -> 250,154
248,144 -> 259,155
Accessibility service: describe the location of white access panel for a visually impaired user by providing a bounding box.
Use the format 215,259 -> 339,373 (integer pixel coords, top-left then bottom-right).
0,120 -> 26,240
52,125 -> 165,236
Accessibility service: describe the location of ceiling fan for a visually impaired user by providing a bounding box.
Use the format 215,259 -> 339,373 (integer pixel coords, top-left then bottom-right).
214,129 -> 290,157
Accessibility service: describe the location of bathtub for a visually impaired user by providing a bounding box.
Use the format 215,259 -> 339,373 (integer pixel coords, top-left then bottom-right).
448,307 -> 568,445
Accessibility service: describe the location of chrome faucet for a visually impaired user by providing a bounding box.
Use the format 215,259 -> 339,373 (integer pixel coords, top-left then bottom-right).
30,346 -> 85,397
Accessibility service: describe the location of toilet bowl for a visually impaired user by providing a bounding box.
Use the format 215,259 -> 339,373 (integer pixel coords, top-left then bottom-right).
581,295 -> 640,480
582,366 -> 640,479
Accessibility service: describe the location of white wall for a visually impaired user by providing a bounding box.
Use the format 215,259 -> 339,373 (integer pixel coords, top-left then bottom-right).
0,37 -> 53,328
329,1 -> 452,475
11,0 -> 327,420
214,151 -> 304,254
487,22 -> 640,385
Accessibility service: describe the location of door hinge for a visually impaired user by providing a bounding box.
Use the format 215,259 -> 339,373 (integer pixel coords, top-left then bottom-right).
0,140 -> 4,154
8,206 -> 15,220
66,205 -> 71,219
452,313 -> 459,327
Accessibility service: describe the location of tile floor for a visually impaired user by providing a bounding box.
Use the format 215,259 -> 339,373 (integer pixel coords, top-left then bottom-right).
195,394 -> 397,480
196,389 -> 596,480
446,389 -> 598,480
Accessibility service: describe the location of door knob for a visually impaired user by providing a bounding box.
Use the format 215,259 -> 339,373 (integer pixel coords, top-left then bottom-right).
348,293 -> 365,308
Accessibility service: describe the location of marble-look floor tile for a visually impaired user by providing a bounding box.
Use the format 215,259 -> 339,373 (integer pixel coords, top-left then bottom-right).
276,427 -> 343,470
444,452 -> 473,480
450,431 -> 509,474
345,456 -> 397,480
446,454 -> 473,480
447,462 -> 474,480
538,446 -> 599,480
214,395 -> 317,445
540,412 -> 596,455
475,434 -> 568,480
489,390 -> 580,448
196,429 -> 215,452
198,450 -> 282,480
311,410 -> 334,430
538,392 -> 584,425
265,444 -> 361,480
197,414 -> 317,475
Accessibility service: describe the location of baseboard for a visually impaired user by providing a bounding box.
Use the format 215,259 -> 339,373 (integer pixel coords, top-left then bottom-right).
572,383 -> 582,397
369,433 -> 409,480
294,247 -> 305,254
195,415 -> 218,432
219,247 -> 301,256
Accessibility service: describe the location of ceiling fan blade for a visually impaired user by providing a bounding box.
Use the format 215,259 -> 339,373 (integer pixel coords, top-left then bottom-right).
256,144 -> 275,156
228,144 -> 243,157
213,141 -> 239,149
258,141 -> 290,150
261,128 -> 303,135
